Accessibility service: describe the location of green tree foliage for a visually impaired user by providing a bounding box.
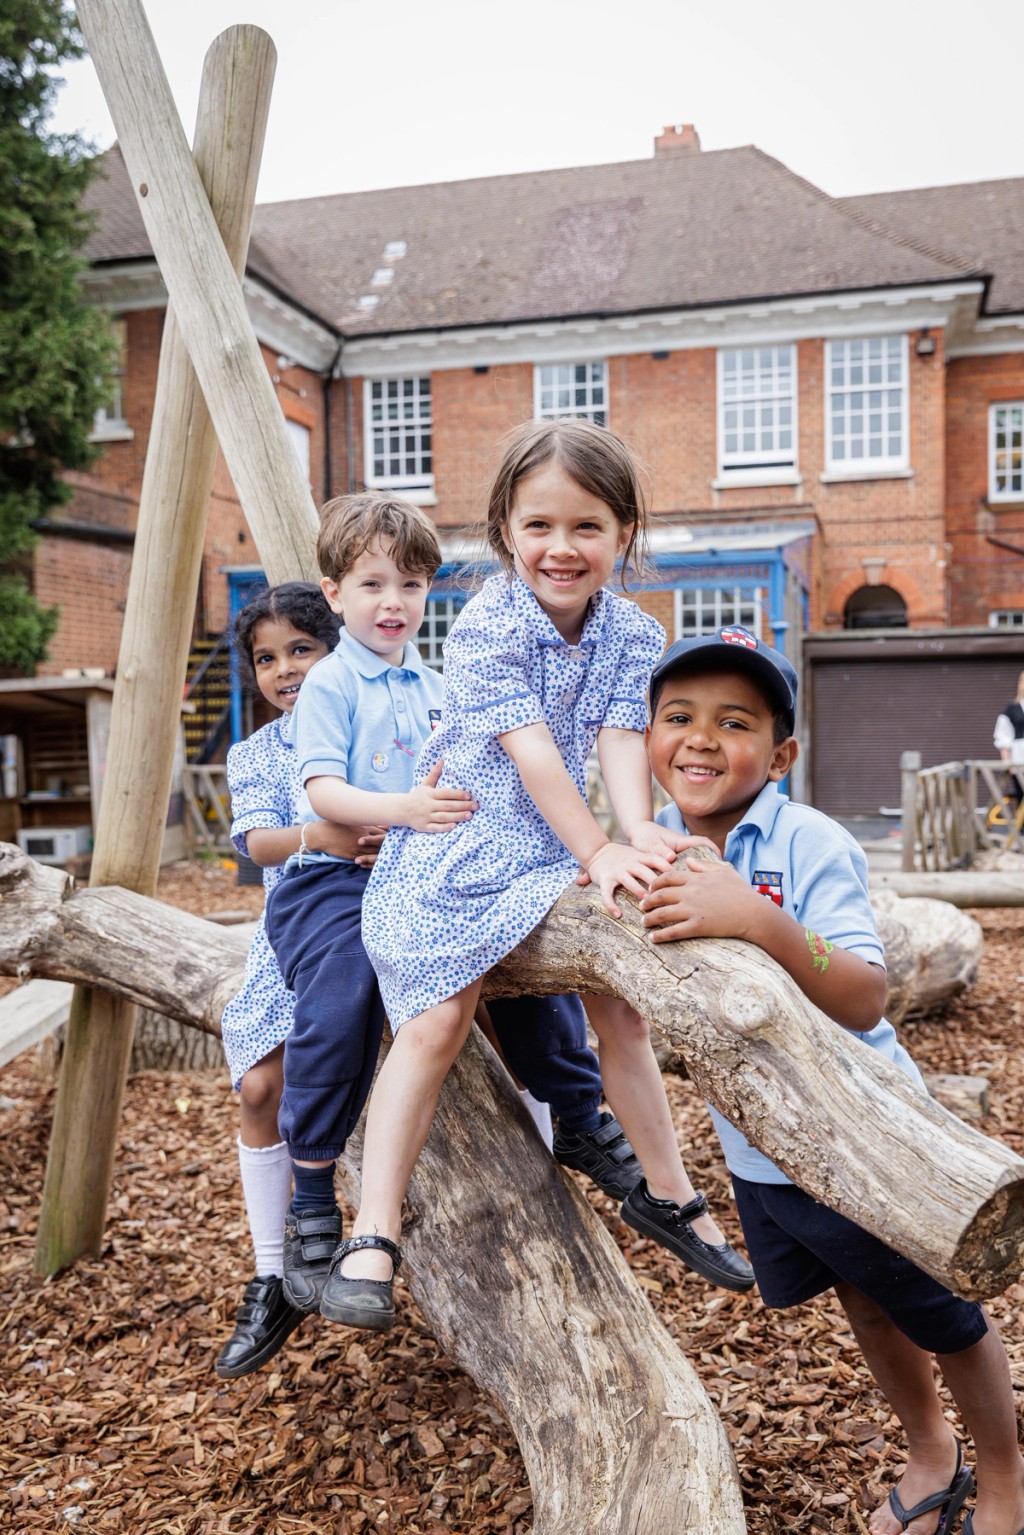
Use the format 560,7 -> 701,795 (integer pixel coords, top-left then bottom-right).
0,0 -> 116,672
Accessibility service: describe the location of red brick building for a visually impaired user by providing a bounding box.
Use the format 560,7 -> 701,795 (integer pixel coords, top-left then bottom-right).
39,125 -> 1024,808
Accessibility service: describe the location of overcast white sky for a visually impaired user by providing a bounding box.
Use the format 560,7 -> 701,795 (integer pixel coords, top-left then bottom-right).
51,0 -> 1024,207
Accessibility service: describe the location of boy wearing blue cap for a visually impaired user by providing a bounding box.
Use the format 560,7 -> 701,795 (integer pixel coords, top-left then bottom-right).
638,626 -> 1024,1535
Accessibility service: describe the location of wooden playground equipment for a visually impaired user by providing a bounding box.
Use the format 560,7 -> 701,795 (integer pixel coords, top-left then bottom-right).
899,751 -> 1024,872
5,6 -> 1024,1531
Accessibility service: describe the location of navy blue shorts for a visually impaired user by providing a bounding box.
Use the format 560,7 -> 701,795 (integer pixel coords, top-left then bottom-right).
732,1175 -> 987,1355
266,863 -> 604,1159
267,861 -> 384,1162
486,994 -> 602,1122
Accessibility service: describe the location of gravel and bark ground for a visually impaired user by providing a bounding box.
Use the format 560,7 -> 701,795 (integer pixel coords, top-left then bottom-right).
2,865 -> 1022,1534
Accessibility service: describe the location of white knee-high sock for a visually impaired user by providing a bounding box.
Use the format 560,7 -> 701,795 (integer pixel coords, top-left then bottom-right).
237,1138 -> 292,1278
519,1089 -> 554,1151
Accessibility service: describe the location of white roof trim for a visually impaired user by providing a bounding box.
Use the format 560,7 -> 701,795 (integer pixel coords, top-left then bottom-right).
82,261 -> 340,371
342,282 -> 984,377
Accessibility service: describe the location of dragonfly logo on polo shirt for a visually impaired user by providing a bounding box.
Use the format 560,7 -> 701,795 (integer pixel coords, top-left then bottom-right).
752,870 -> 783,906
371,751 -> 390,773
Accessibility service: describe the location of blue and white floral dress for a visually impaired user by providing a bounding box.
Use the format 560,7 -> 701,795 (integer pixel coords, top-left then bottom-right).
362,573 -> 664,1030
221,712 -> 300,1087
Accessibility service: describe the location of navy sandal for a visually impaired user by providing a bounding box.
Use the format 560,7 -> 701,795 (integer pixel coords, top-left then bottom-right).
319,1234 -> 402,1331
888,1443 -> 974,1534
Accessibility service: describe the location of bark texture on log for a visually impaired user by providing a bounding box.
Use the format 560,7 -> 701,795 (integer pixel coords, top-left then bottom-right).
341,1033 -> 744,1534
871,891 -> 984,1018
3,843 -> 1022,1301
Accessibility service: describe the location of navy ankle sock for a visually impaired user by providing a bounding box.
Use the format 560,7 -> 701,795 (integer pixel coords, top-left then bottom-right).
289,1160 -> 337,1213
558,1106 -> 604,1135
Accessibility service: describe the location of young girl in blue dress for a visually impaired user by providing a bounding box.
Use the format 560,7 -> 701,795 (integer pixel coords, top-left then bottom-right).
217,581 -> 381,1377
321,419 -> 754,1329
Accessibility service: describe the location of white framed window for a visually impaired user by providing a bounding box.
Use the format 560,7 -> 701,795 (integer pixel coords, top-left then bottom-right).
826,335 -> 908,471
718,346 -> 796,475
365,376 -> 433,490
92,317 -> 131,439
418,595 -> 467,669
989,609 -> 1024,628
286,419 -> 311,485
534,361 -> 607,425
989,403 -> 1024,502
673,586 -> 763,640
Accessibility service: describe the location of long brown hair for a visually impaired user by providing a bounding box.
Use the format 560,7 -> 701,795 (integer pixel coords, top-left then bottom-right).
485,418 -> 648,587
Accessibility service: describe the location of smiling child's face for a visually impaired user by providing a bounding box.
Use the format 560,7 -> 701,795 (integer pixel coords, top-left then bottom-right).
645,667 -> 798,845
250,618 -> 329,714
501,460 -> 629,643
321,539 -> 431,667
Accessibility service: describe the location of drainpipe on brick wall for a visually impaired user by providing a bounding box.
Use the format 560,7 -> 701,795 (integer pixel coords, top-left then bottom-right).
322,336 -> 344,498
344,371 -> 356,492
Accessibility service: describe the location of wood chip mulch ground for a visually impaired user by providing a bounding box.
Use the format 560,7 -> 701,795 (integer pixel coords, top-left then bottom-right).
2,868 -> 1023,1534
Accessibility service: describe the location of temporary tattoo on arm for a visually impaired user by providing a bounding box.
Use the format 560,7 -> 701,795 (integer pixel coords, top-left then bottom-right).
805,929 -> 834,974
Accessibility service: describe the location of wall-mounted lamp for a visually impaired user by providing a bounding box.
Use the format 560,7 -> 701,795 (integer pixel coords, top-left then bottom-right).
473,365 -> 490,375
651,350 -> 670,361
915,328 -> 936,357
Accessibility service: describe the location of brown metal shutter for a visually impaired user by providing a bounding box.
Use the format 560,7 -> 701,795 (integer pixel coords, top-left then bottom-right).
810,655 -> 1023,815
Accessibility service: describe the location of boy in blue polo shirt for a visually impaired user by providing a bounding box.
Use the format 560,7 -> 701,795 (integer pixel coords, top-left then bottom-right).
637,627 -> 1024,1535
266,492 -> 640,1318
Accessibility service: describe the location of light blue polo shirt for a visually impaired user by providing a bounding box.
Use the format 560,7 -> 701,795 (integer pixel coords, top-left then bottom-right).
289,627 -> 443,865
656,780 -> 923,1184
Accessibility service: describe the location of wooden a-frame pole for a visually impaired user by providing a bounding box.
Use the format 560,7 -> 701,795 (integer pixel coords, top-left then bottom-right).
35,25 -> 278,1275
73,0 -> 321,581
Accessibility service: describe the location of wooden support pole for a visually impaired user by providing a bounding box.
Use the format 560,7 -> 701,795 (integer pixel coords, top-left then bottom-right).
34,28 -> 276,1276
900,749 -> 921,873
74,0 -> 320,582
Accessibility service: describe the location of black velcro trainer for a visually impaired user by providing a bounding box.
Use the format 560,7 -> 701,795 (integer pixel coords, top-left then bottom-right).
553,1111 -> 643,1200
621,1181 -> 755,1292
282,1205 -> 342,1313
215,1274 -> 306,1379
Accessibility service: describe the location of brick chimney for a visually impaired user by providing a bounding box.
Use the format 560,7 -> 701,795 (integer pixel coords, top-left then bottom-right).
655,123 -> 701,156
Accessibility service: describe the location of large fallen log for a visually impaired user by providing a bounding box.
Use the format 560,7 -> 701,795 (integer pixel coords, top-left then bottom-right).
4,842 -> 1023,1304
1,843 -> 741,1533
871,870 -> 1024,907
871,890 -> 984,1017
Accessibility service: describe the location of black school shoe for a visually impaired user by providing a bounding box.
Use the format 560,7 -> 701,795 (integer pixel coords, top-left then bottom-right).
621,1181 -> 755,1292
215,1275 -> 306,1379
553,1112 -> 643,1201
281,1205 -> 342,1313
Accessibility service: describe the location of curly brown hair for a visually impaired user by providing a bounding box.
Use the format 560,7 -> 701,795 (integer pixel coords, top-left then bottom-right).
316,491 -> 442,583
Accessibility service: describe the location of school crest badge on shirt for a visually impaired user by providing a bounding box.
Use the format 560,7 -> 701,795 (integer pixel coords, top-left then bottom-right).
428,708 -> 442,731
752,870 -> 784,906
720,625 -> 758,649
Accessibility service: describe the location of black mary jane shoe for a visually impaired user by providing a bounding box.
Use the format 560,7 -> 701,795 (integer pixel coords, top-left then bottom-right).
621,1181 -> 755,1292
319,1234 -> 402,1331
215,1274 -> 306,1380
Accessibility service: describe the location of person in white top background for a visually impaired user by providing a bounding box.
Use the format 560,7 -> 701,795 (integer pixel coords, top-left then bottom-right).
993,670 -> 1024,807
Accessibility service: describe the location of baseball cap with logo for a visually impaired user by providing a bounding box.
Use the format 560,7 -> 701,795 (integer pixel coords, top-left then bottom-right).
648,625 -> 798,735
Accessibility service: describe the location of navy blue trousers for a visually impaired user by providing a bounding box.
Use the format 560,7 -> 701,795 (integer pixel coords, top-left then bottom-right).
266,861 -> 603,1161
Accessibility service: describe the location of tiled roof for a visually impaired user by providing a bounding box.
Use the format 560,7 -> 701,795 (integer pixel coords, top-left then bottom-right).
82,142 -> 982,338
840,179 -> 1024,314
